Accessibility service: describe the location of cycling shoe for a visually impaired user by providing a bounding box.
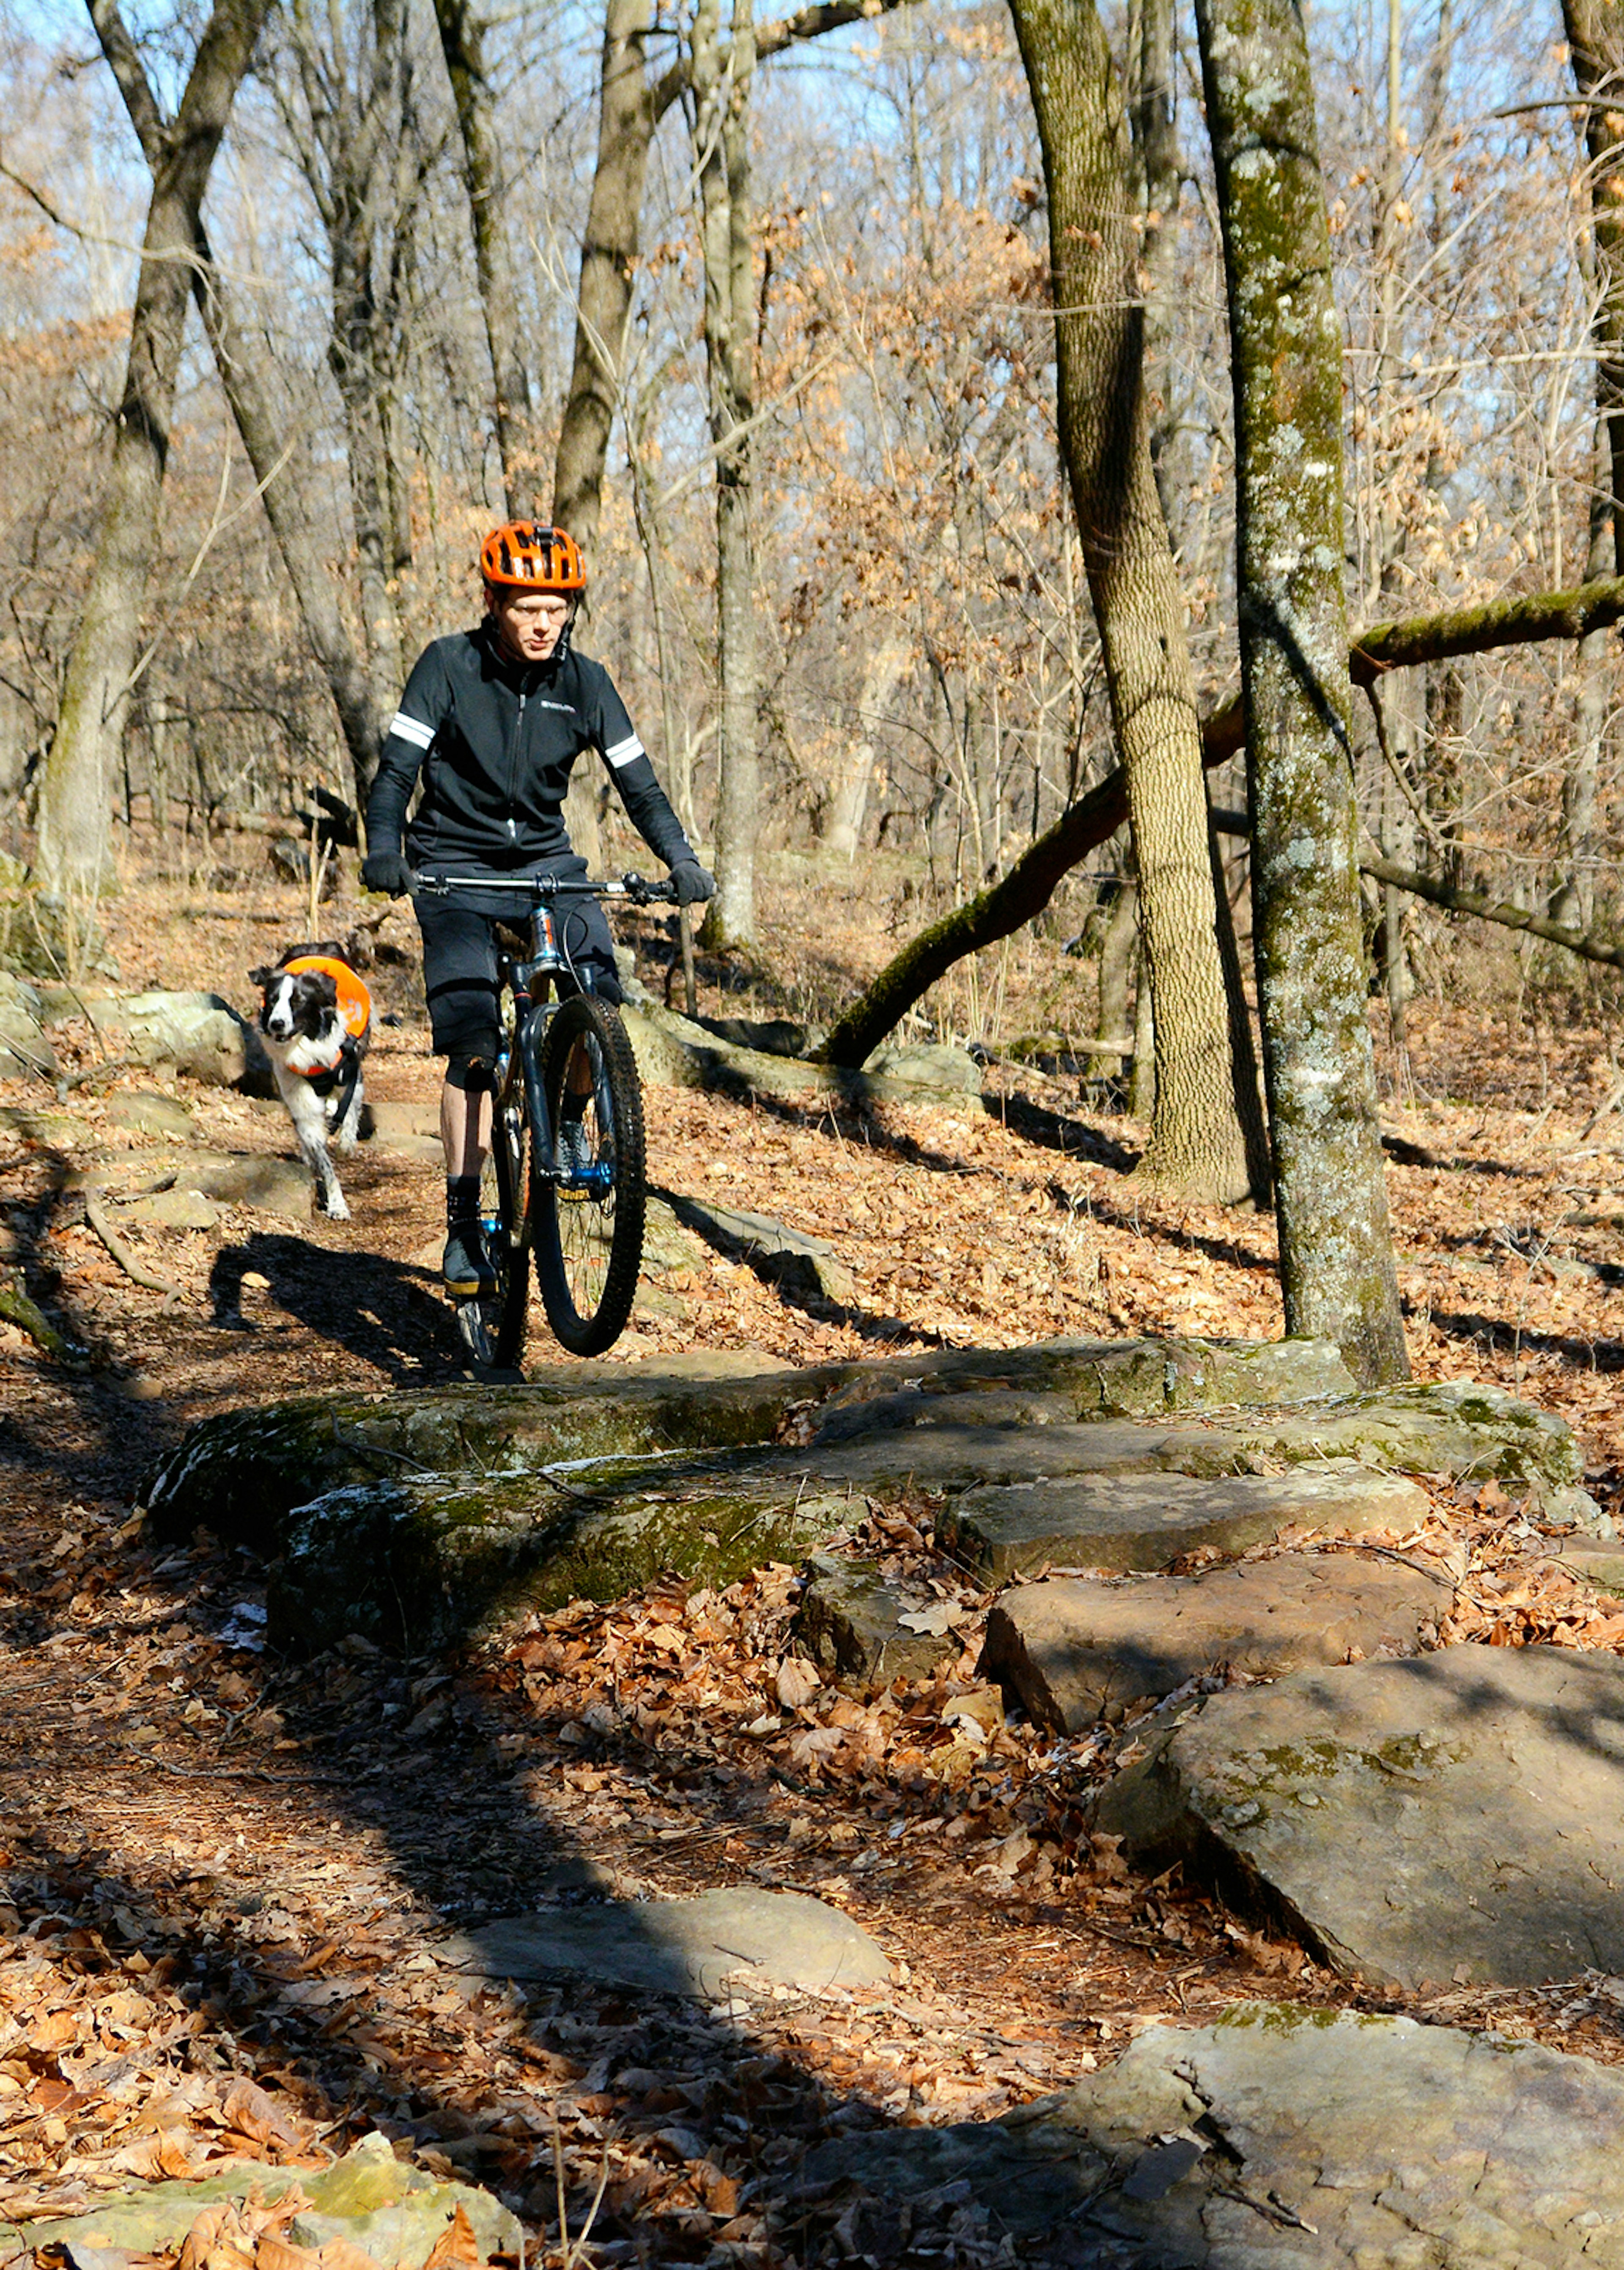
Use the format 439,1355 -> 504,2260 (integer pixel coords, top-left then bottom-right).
443,1221 -> 497,1297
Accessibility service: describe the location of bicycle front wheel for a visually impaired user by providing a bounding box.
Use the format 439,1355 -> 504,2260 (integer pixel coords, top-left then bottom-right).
534,994 -> 646,1356
475,1045 -> 532,1369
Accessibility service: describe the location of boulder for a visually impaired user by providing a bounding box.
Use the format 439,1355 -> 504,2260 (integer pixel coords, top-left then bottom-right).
795,1553 -> 966,1685
187,1153 -> 313,1222
266,1470 -> 856,1651
106,1090 -> 197,1139
138,1341 -> 1591,1661
17,2133 -> 520,2270
621,1002 -> 986,1112
984,1552 -> 1446,1727
364,1097 -> 443,1162
141,1338 -> 1361,1553
439,1887 -> 891,2000
662,1191 -> 855,1305
1095,1642 -> 1624,1988
861,1040 -> 982,1093
0,971 -> 55,1079
941,1465 -> 1430,1578
799,2002 -> 1624,2264
122,1186 -> 221,1232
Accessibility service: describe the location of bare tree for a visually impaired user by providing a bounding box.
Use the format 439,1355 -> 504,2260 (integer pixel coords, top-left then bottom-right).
85,3 -> 382,804
690,0 -> 758,950
273,0 -> 438,715
1007,0 -> 1258,1202
433,0 -> 534,515
35,0 -> 270,893
1193,0 -> 1409,1381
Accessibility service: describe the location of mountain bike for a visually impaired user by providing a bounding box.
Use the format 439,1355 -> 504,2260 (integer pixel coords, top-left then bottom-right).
412,870 -> 676,1366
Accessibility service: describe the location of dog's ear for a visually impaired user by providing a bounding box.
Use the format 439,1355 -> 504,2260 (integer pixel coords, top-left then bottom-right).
249,965 -> 274,989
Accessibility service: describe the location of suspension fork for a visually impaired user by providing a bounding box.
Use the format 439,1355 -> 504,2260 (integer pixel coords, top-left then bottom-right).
518,993 -> 552,1172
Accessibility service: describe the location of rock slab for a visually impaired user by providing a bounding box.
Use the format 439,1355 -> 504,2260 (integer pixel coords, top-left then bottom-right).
943,1464 -> 1430,1577
1097,1641 -> 1624,1988
983,1551 -> 1446,1728
801,2003 -> 1624,2265
16,2133 -> 520,2270
796,1553 -> 966,1686
440,1887 -> 891,1999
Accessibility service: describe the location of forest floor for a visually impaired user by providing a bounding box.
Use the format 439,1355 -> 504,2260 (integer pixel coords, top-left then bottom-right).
0,866 -> 1621,2267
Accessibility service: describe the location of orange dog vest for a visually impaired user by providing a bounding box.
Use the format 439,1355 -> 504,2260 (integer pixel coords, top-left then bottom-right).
282,956 -> 372,1044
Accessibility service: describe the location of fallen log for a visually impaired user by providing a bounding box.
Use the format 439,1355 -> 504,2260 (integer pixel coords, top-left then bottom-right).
816,571 -> 1624,1066
1207,808 -> 1624,973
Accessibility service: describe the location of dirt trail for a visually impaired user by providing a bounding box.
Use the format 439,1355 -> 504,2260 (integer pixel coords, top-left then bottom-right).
0,889 -> 1621,2264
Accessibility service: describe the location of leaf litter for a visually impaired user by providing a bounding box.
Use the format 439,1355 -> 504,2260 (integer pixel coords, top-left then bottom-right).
0,935 -> 1622,2263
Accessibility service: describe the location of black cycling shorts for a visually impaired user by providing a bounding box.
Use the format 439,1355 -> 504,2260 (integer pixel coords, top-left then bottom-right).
414,864 -> 621,1061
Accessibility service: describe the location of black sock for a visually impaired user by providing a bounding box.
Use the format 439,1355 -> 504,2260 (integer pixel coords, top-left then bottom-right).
446,1175 -> 481,1228
560,1094 -> 587,1123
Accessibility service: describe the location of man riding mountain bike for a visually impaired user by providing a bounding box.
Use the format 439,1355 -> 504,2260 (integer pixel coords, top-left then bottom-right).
361,521 -> 713,1298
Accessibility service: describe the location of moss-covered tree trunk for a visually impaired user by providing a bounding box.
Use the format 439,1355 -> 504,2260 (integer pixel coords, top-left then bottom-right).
1008,0 -> 1255,1204
1193,0 -> 1408,1383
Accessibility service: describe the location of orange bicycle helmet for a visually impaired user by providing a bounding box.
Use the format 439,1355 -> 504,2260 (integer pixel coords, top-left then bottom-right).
480,522 -> 587,592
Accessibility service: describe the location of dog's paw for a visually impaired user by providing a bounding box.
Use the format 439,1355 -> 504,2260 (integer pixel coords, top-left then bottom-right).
323,1194 -> 352,1221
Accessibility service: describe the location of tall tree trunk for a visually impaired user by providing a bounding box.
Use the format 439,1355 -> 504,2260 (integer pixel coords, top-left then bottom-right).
88,0 -> 381,800
552,0 -> 659,550
551,0 -> 925,556
1131,0 -> 1180,534
37,0 -> 269,893
1564,0 -> 1624,570
1008,0 -> 1256,1203
691,0 -> 759,951
433,0 -> 534,516
1193,0 -> 1409,1382
1559,0 -> 1624,928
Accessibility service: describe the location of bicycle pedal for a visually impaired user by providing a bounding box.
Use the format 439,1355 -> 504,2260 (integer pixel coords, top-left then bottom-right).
456,1298 -> 495,1367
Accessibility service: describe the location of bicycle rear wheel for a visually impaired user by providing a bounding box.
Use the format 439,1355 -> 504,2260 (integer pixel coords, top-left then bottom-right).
463,1044 -> 532,1369
534,994 -> 645,1356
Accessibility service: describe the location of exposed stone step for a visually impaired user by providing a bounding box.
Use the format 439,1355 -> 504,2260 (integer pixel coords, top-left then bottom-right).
982,1549 -> 1447,1726
1095,1641 -> 1624,1990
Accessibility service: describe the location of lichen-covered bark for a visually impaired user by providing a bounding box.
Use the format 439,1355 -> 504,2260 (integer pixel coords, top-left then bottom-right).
1193,0 -> 1407,1383
1564,0 -> 1624,571
1008,0 -> 1253,1204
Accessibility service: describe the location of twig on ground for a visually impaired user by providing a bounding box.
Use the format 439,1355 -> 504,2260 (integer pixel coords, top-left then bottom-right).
84,1190 -> 181,1308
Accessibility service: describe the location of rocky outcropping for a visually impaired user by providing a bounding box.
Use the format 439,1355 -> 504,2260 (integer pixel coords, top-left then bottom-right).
140,1336 -> 1592,1658
799,2002 -> 1624,2264
983,1553 -> 1446,1727
1095,1642 -> 1624,1988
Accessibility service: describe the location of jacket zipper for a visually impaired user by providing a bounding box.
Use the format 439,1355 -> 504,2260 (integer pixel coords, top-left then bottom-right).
507,687 -> 526,841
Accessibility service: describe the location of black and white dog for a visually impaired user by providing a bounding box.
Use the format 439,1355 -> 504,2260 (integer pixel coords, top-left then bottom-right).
250,942 -> 372,1220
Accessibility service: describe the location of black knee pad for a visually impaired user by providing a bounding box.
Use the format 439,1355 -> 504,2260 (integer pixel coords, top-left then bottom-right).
445,1054 -> 497,1093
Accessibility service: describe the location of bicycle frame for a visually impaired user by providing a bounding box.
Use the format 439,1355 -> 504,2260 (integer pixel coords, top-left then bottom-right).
412,871 -> 672,1188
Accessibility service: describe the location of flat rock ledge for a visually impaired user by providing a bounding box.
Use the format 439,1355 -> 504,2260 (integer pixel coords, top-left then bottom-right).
137,1338 -> 1594,1654
14,2133 -> 520,2270
983,1550 -> 1447,1728
438,1886 -> 892,2001
798,2003 -> 1624,2266
1096,1642 -> 1624,1989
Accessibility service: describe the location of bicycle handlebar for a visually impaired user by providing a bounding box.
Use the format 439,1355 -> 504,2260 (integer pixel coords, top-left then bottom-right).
411,869 -> 678,906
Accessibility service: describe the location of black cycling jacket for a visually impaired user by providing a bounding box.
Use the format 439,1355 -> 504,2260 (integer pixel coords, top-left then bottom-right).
365,620 -> 695,874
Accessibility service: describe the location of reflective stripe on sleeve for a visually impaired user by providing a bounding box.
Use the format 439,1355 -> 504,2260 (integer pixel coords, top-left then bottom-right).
389,711 -> 435,750
603,734 -> 646,770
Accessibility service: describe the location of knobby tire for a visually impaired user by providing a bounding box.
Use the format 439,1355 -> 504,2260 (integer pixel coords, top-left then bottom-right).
469,1033 -> 532,1369
534,994 -> 645,1356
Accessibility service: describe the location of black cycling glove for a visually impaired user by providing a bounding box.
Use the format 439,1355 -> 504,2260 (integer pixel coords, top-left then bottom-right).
669,859 -> 716,907
362,849 -> 414,899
